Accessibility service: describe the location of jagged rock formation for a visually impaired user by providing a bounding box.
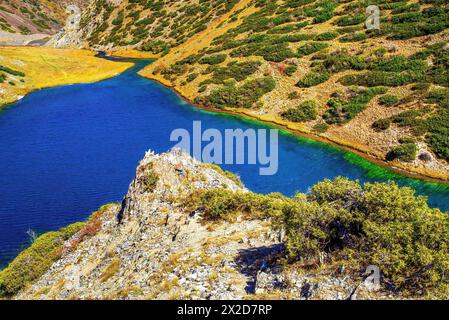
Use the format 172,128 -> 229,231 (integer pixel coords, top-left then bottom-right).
13,149 -> 398,300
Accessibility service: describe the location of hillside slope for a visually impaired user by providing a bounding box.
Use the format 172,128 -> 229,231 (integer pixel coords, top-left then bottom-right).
0,0 -> 90,46
2,149 -> 449,300
5,1 -> 449,180
135,0 -> 449,181
0,0 -> 90,35
65,0 -> 241,53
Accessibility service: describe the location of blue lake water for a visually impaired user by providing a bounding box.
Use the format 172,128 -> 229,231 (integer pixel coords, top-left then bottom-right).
0,58 -> 448,268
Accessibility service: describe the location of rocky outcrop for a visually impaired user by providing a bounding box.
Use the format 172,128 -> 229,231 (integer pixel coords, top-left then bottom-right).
0,0 -> 91,37
14,149 -> 396,300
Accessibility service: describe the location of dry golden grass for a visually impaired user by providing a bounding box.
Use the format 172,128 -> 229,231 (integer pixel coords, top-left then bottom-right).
100,258 -> 120,283
140,0 -> 255,100
0,46 -> 133,107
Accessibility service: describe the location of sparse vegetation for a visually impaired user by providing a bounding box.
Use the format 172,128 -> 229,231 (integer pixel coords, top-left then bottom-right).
323,87 -> 387,124
142,163 -> 159,193
379,94 -> 399,106
0,222 -> 84,296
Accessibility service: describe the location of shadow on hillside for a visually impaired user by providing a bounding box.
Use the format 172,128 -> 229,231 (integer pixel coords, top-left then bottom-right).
234,244 -> 285,294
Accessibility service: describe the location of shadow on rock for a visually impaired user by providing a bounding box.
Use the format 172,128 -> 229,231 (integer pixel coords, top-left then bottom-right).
234,244 -> 285,294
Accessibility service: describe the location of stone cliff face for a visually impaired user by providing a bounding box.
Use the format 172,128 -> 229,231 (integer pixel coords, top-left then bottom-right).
15,149 -> 391,300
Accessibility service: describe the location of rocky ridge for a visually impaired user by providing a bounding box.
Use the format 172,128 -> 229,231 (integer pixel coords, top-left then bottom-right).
15,149 -> 394,300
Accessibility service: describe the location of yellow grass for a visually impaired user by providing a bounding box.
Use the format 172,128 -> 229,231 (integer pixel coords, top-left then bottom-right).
0,46 -> 133,107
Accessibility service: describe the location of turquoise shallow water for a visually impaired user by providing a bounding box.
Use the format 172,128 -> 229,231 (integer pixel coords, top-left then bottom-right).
0,58 -> 448,268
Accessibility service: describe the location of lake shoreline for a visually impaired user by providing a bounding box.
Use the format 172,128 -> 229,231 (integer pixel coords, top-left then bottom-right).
0,65 -> 135,110
144,75 -> 449,185
0,47 -> 134,110
2,49 -> 448,185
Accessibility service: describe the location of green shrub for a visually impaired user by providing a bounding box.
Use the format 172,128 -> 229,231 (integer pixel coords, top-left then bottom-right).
288,91 -> 300,100
0,65 -> 25,77
186,73 -> 198,82
425,108 -> 449,161
391,109 -> 426,128
411,82 -> 431,92
314,32 -> 338,41
283,177 -> 449,293
281,100 -> 318,122
201,61 -> 261,85
369,55 -> 427,73
339,32 -> 367,42
185,176 -> 449,295
335,14 -> 365,26
285,64 -> 298,76
312,122 -> 329,133
142,163 -> 159,193
196,77 -> 276,109
321,52 -> 366,72
199,54 -> 227,65
379,94 -> 399,106
387,143 -> 417,162
297,72 -> 330,88
372,118 -> 391,131
323,87 -> 387,124
340,70 -> 424,87
141,40 -> 170,54
399,137 -> 416,144
190,189 -> 285,221
297,42 -> 328,57
259,43 -> 295,62
425,42 -> 449,87
0,223 -> 84,296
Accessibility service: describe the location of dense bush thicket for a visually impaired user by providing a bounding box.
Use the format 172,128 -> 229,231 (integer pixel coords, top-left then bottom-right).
372,118 -> 391,131
189,177 -> 449,295
425,89 -> 449,161
281,100 -> 318,122
297,42 -> 328,57
195,77 -> 276,109
200,61 -> 262,86
387,142 -> 417,162
323,87 -> 387,124
0,65 -> 25,85
379,94 -> 399,106
297,50 -> 365,87
199,54 -> 227,65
